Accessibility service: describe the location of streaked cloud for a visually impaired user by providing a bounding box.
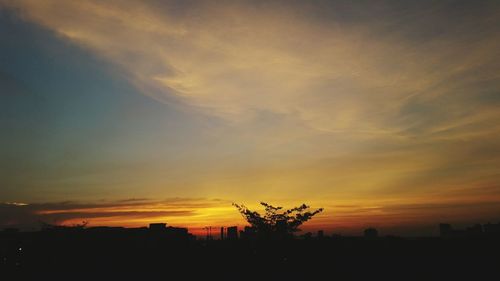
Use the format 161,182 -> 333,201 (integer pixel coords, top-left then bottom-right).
2,0 -> 498,136
4,202 -> 29,206
0,198 -> 233,230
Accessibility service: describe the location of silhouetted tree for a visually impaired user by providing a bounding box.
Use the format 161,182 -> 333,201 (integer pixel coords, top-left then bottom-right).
40,221 -> 88,231
233,202 -> 323,238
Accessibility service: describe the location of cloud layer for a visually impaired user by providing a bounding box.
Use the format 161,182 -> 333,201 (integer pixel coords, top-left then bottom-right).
0,198 -> 235,232
1,0 -> 500,234
3,0 -> 499,133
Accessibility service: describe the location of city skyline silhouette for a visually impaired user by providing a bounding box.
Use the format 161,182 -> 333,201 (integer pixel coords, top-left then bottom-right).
2,0 -> 500,278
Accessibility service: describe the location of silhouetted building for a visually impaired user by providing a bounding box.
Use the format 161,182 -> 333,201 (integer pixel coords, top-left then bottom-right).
166,226 -> 189,237
240,226 -> 257,240
439,223 -> 453,237
439,223 -> 487,238
484,222 -> 500,234
220,227 -> 225,240
41,222 -> 86,233
2,228 -> 19,233
227,226 -> 238,240
317,230 -> 324,238
364,228 -> 378,238
331,233 -> 343,239
148,223 -> 190,239
302,232 -> 313,239
149,223 -> 167,231
87,226 -> 124,232
440,223 -> 467,237
466,224 -> 483,235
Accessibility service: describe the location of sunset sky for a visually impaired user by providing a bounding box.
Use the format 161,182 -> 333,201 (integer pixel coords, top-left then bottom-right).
1,0 -> 500,236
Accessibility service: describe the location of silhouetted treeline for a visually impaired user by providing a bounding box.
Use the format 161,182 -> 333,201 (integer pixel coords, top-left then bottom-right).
2,223 -> 500,279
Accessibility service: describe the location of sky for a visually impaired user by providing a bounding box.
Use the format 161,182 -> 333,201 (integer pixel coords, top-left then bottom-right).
1,0 -> 500,236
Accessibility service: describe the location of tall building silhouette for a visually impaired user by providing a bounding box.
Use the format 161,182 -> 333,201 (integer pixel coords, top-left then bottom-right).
227,226 -> 238,240
439,223 -> 453,237
364,228 -> 378,238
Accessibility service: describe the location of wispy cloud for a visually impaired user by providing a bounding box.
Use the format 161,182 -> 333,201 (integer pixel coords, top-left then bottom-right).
0,198 -> 232,230
2,0 -> 498,135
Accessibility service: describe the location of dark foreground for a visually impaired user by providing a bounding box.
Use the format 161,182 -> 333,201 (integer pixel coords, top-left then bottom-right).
2,230 -> 500,280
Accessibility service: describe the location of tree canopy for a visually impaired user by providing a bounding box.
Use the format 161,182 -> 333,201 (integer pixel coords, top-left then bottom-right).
233,202 -> 323,237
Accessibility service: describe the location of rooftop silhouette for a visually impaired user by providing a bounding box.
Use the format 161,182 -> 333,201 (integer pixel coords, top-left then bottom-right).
2,220 -> 500,279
